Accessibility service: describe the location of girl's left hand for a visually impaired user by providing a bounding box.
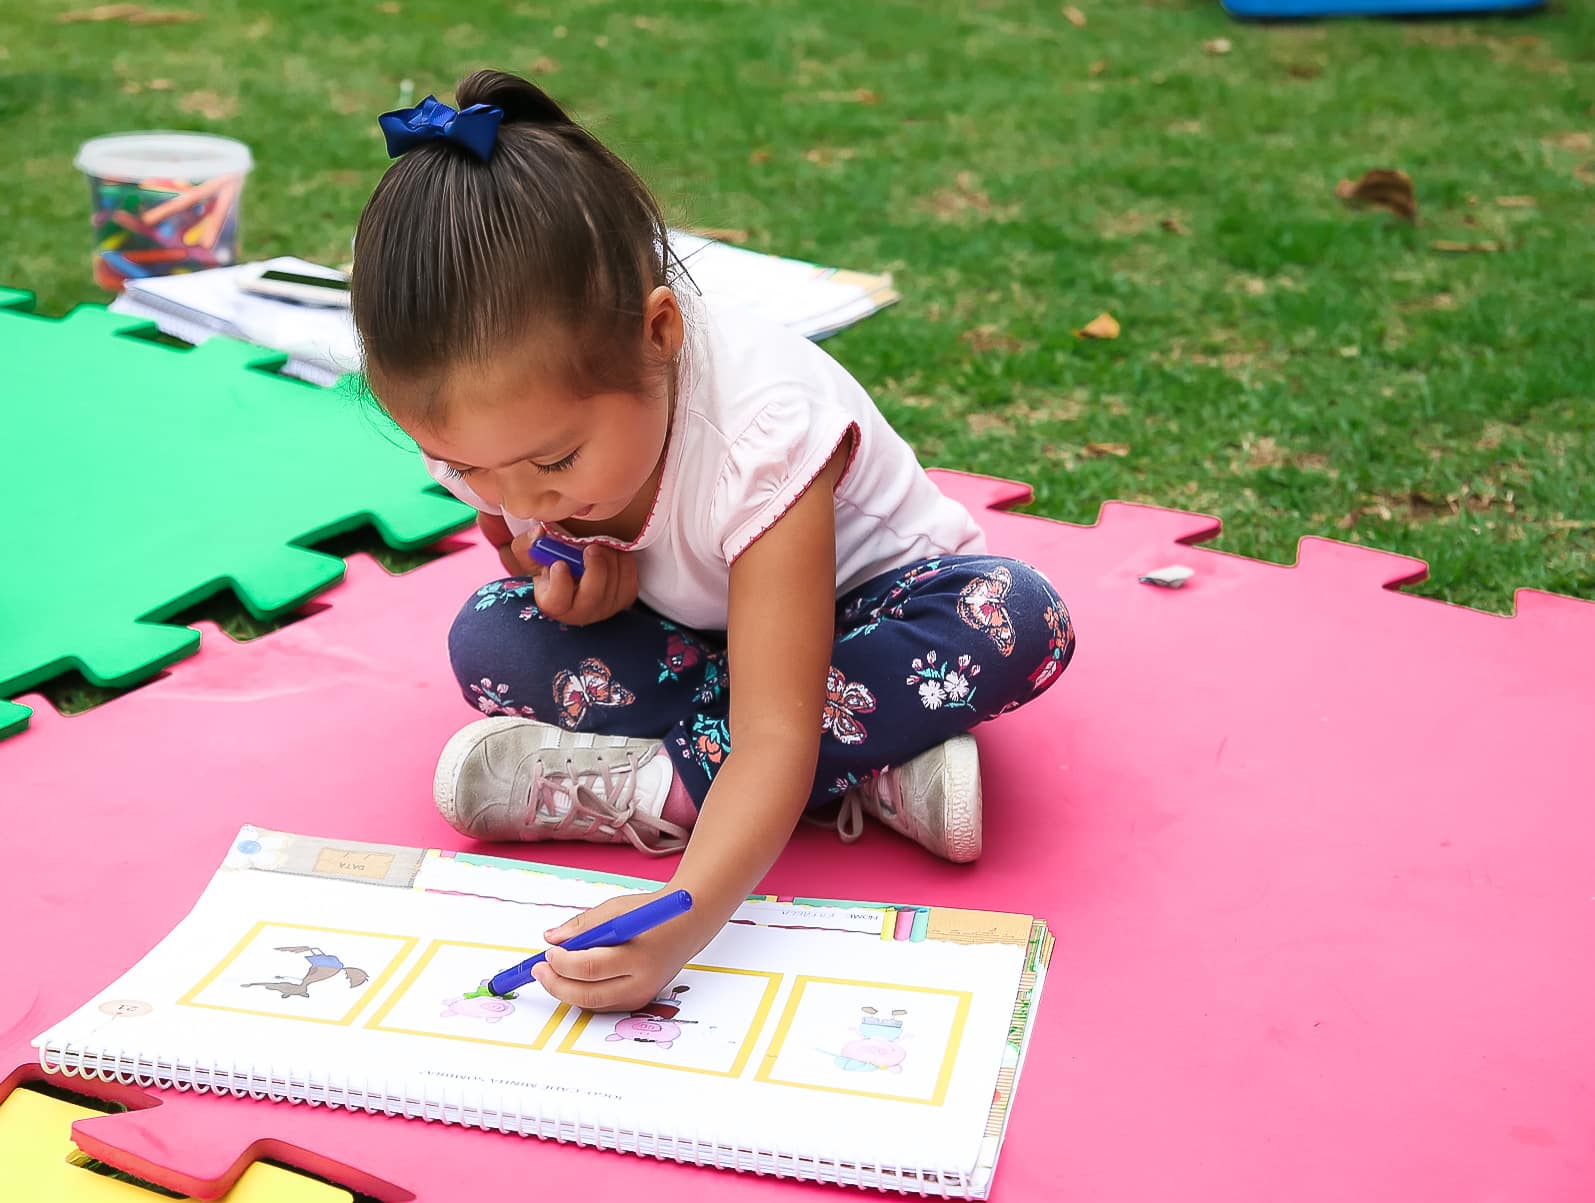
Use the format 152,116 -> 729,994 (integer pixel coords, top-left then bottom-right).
534,886 -> 718,1013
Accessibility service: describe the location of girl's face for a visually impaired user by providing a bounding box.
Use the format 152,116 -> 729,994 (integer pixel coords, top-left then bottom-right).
396,291 -> 683,536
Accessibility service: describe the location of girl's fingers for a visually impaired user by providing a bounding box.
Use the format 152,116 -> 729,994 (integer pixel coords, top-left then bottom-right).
541,944 -> 629,982
535,561 -> 578,617
577,544 -> 611,618
532,963 -> 645,1012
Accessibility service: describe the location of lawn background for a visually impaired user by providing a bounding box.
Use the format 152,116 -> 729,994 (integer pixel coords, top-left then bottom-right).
2,0 -> 1591,708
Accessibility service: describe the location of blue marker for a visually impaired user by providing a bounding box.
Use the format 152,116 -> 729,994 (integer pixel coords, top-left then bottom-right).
488,889 -> 694,997
529,534 -> 586,579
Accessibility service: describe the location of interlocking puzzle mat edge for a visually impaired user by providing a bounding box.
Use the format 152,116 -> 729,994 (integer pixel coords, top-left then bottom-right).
0,287 -> 473,738
0,1077 -> 353,1202
4,471 -> 1594,1201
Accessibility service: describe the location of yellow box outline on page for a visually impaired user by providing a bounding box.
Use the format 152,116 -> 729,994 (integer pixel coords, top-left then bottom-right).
754,974 -> 972,1106
559,964 -> 782,1078
178,921 -> 417,1027
365,939 -> 569,1050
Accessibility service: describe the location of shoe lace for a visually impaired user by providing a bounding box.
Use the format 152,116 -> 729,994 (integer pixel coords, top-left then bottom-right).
526,753 -> 690,856
834,791 -> 865,844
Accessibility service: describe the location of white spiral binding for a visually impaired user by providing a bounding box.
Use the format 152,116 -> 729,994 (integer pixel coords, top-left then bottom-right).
39,1038 -> 979,1197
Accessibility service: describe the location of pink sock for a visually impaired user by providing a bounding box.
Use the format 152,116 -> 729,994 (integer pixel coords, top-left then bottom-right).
661,771 -> 699,828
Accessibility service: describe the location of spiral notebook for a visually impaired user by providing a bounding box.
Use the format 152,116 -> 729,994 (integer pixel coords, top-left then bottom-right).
35,826 -> 1050,1197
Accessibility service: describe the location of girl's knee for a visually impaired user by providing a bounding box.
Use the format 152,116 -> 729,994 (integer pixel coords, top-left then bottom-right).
447,578 -> 567,685
955,557 -> 1074,700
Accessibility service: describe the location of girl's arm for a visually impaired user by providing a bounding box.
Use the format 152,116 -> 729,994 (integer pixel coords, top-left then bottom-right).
533,444 -> 850,1011
671,440 -> 849,914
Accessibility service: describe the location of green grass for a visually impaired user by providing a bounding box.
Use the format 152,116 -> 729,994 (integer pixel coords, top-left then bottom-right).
3,0 -> 1592,718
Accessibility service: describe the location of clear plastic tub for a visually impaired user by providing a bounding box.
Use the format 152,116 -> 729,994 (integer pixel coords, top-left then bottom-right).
74,131 -> 254,290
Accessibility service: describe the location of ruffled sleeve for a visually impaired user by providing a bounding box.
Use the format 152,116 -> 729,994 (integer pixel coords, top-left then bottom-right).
711,390 -> 859,564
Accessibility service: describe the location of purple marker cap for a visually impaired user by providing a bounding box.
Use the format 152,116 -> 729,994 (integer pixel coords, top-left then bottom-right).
529,534 -> 586,579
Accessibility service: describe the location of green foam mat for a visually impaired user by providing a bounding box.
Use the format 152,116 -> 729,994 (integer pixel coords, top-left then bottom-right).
0,289 -> 472,737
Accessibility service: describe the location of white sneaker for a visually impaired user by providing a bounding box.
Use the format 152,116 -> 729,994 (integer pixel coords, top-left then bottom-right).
834,735 -> 983,863
433,717 -> 688,855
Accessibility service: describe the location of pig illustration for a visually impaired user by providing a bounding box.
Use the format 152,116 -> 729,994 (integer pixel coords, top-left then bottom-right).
441,985 -> 516,1023
606,984 -> 694,1049
832,1006 -> 908,1073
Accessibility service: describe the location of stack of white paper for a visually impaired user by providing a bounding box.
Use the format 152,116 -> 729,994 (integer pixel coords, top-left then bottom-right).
110,234 -> 898,388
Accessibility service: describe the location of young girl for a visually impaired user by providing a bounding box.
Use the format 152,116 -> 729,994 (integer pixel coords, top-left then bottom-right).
353,70 -> 1074,1014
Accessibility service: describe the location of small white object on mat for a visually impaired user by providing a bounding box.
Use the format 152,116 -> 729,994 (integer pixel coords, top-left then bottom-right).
1139,564 -> 1195,588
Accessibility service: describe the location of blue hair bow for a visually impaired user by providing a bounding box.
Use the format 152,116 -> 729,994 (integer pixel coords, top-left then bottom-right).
379,95 -> 504,162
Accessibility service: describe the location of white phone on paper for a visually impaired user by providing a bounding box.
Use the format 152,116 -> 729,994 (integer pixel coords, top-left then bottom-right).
240,268 -> 352,308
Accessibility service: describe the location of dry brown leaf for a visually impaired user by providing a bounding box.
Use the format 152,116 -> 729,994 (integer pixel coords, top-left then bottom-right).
148,78 -> 172,90
1542,132 -> 1593,152
530,56 -> 560,74
1335,169 -> 1417,221
1063,6 -> 1086,27
1089,59 -> 1109,76
1243,436 -> 1286,469
803,146 -> 857,168
1431,240 -> 1505,254
1075,312 -> 1121,340
59,3 -> 140,19
1286,62 -> 1322,80
376,0 -> 400,11
1159,216 -> 1189,235
815,88 -> 879,104
179,90 -> 236,120
1082,442 -> 1131,458
1400,291 -> 1457,312
966,412 -> 1012,437
1494,195 -> 1535,208
60,3 -> 199,20
1204,37 -> 1233,55
749,148 -> 772,165
926,177 -> 989,219
961,325 -> 1024,354
691,227 -> 750,245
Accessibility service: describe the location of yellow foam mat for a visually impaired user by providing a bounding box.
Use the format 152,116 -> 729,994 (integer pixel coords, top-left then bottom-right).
0,1087 -> 352,1202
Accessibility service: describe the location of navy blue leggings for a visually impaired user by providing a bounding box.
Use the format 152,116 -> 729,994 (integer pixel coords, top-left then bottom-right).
448,555 -> 1074,808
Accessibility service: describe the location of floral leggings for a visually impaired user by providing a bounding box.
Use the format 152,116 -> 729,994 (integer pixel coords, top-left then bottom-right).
447,555 -> 1075,809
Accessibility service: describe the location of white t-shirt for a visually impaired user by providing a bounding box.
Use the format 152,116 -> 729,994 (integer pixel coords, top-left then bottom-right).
423,297 -> 985,631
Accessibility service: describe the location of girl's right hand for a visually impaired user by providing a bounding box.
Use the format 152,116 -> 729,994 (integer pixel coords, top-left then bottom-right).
530,542 -> 638,627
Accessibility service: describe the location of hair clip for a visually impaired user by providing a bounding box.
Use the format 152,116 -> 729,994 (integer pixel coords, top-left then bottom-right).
378,95 -> 504,162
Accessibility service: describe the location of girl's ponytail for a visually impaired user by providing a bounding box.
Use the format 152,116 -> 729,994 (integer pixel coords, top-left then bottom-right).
353,70 -> 676,424
455,69 -> 571,129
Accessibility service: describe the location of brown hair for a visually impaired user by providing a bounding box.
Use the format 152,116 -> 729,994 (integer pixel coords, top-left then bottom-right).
352,70 -> 674,422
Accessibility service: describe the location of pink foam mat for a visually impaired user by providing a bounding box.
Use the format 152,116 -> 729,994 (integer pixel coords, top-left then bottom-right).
3,470 -> 1592,1202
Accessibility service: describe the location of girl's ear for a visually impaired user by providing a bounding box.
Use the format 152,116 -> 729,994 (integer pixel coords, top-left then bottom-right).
643,286 -> 684,364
